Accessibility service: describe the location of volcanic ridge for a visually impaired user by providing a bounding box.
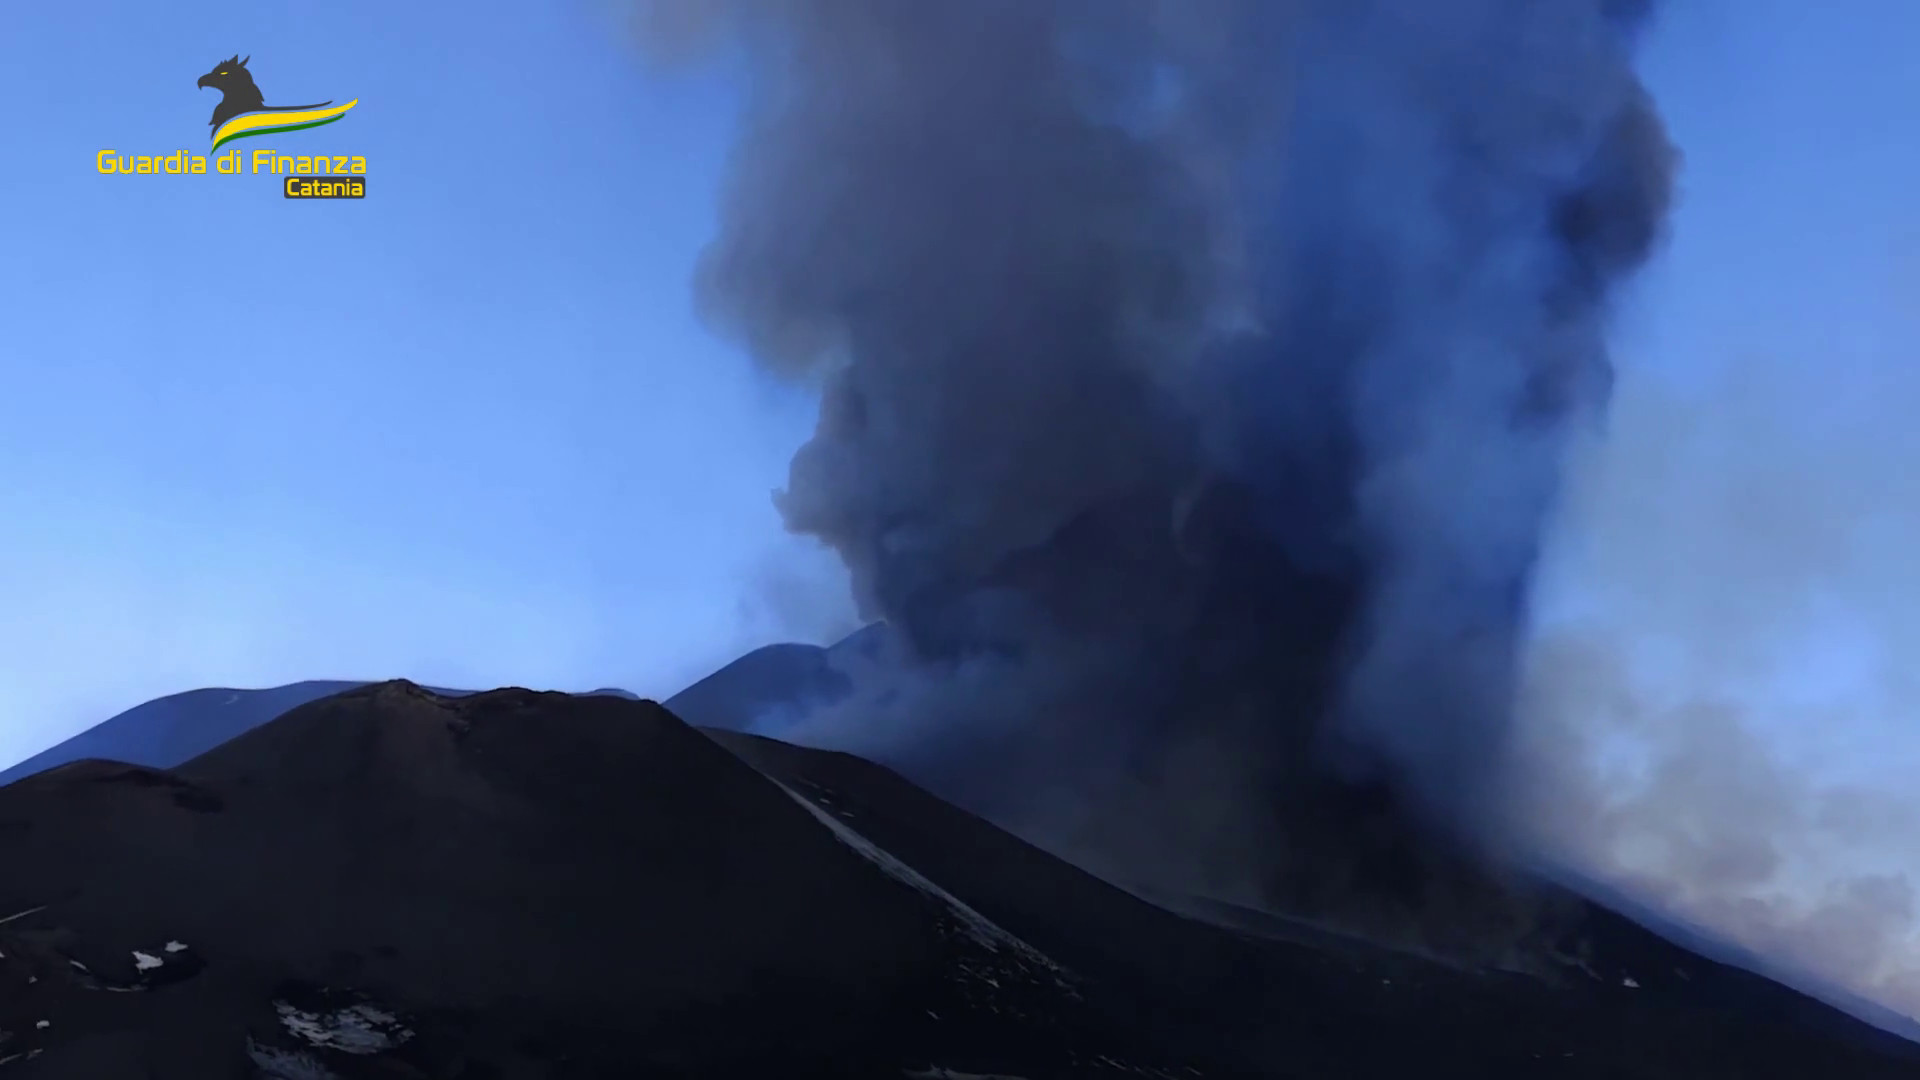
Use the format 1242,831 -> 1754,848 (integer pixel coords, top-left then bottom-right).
0,681 -> 1914,1077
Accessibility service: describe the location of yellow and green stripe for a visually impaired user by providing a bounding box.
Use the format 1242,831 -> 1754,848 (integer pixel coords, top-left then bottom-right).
211,100 -> 358,152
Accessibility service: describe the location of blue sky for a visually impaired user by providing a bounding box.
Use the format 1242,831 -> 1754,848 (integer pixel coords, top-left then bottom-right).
1,0 -> 1918,1017
0,0 -> 857,754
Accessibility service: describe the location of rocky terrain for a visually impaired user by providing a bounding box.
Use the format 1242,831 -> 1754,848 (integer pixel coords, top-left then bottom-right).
0,680 -> 1916,1077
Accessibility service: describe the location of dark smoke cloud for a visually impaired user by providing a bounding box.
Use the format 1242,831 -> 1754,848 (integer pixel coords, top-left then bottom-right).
625,0 -> 1674,948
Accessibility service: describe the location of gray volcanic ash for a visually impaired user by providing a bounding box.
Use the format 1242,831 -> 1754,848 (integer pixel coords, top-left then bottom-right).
625,0 -> 1675,946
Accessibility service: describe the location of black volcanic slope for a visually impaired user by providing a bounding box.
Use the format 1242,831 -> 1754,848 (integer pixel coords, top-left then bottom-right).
705,728 -> 1920,1077
0,683 -> 1913,1078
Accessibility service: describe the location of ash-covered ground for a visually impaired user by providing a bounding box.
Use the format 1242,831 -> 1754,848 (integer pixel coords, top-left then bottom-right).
0,681 -> 1916,1077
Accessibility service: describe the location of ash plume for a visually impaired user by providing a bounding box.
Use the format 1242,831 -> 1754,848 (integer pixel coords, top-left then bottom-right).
625,0 -> 1675,946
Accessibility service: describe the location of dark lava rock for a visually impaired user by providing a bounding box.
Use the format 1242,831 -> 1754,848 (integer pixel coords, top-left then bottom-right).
0,682 -> 1162,1078
0,680 -> 1912,1077
703,726 -> 1920,1079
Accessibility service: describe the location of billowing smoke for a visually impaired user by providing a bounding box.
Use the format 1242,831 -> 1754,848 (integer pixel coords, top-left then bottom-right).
626,0 -> 1674,949
1516,352 -> 1920,1019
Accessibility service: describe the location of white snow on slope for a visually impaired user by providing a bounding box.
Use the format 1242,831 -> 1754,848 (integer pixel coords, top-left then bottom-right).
275,999 -> 413,1055
774,783 -> 1065,976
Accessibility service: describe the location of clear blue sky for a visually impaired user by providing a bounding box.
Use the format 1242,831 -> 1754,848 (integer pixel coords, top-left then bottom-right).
1,0 -> 1918,1017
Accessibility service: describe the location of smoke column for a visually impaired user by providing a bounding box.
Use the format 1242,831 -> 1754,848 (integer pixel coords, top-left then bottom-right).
627,0 -> 1675,947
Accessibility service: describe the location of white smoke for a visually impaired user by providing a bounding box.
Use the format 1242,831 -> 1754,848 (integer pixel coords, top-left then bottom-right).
1517,348 -> 1920,1017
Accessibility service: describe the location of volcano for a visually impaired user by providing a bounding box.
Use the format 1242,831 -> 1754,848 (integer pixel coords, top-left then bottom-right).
0,680 -> 1915,1077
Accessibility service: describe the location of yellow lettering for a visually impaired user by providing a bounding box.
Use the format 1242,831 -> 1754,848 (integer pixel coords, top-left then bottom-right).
284,175 -> 366,199
351,156 -> 367,174
96,149 -> 117,174
252,148 -> 275,174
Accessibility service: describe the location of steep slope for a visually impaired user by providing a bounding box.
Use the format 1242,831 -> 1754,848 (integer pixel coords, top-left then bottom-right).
0,681 -> 1172,1078
703,726 -> 1920,1078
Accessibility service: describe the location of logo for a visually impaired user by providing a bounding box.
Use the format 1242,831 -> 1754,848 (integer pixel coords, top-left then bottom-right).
96,55 -> 367,199
197,54 -> 356,153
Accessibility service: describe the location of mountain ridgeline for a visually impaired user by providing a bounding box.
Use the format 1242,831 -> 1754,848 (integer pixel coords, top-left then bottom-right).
0,679 -> 1916,1076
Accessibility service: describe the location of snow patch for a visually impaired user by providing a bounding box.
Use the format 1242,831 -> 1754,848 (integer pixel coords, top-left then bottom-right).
0,907 -> 44,928
775,784 -> 1063,974
132,950 -> 163,972
275,1000 -> 413,1055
